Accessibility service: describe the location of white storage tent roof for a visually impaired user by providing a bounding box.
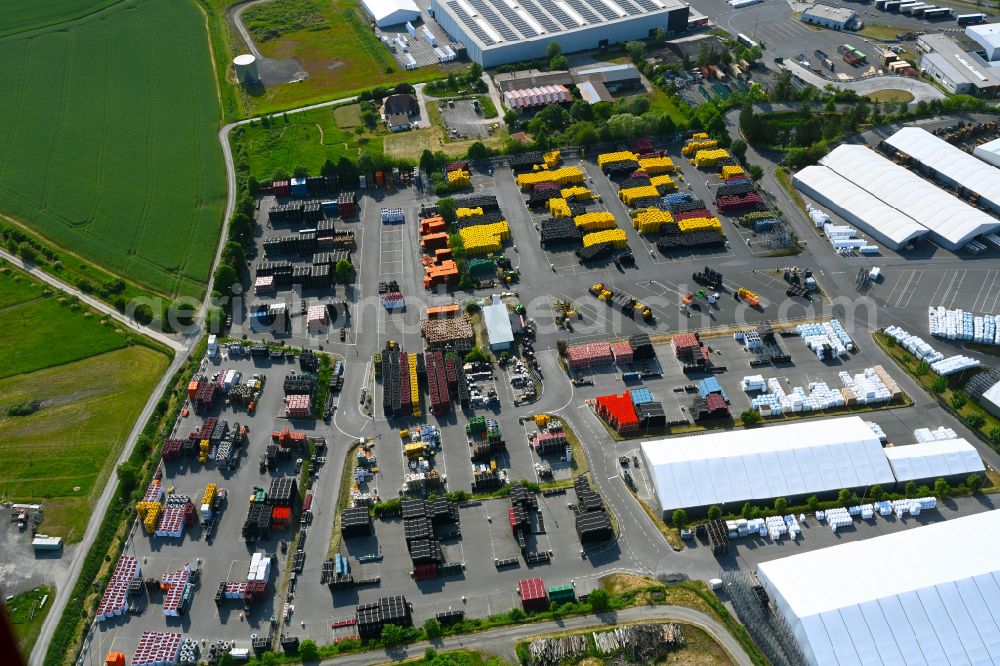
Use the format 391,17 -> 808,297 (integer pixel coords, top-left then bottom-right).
884,127 -> 1000,212
973,137 -> 1000,169
757,509 -> 1000,666
793,165 -> 928,249
482,301 -> 514,348
819,144 -> 1000,250
361,0 -> 421,26
640,416 -> 895,512
884,438 -> 984,481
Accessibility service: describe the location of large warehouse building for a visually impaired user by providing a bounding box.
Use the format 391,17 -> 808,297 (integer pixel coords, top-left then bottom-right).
362,0 -> 421,26
883,438 -> 985,488
756,510 -> 1000,666
639,416 -> 896,518
794,143 -> 1000,251
429,0 -> 689,66
974,136 -> 1000,169
883,127 -> 1000,216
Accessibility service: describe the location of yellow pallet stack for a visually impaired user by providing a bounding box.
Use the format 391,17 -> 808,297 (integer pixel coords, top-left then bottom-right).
198,438 -> 209,463
678,217 -> 723,234
515,167 -> 584,190
692,132 -> 709,140
598,151 -> 638,168
583,229 -> 628,248
136,502 -> 162,533
720,165 -> 746,179
202,483 -> 217,508
632,208 -> 674,234
682,138 -> 718,156
650,175 -> 677,192
447,169 -> 471,188
543,150 -> 561,168
574,211 -> 616,231
561,186 -> 593,201
457,207 -> 483,218
639,157 -> 674,174
459,221 -> 510,254
547,198 -> 571,218
692,149 -> 730,167
410,362 -> 420,417
619,185 -> 660,206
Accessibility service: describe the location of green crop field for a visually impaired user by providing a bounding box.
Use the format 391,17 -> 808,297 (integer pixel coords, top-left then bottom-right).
0,0 -> 226,299
0,267 -> 170,541
7,585 -> 53,658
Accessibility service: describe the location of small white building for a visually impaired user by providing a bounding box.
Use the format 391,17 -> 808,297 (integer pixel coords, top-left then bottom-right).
800,3 -> 856,30
483,301 -> 514,352
361,0 -> 421,27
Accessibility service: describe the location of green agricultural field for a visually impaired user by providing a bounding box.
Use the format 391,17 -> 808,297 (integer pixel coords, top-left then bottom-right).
0,0 -> 226,299
6,585 -> 53,659
0,267 -> 170,540
239,108 -> 386,180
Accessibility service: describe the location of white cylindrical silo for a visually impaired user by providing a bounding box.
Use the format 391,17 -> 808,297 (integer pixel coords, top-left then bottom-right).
233,54 -> 259,84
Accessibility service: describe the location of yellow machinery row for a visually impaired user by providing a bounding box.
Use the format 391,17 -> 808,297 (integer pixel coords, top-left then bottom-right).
691,149 -> 730,167
638,157 -> 674,174
598,150 -> 638,167
631,208 -> 674,234
410,361 -> 420,418
619,185 -> 660,206
459,221 -> 510,254
547,198 -> 570,218
677,217 -> 723,234
574,211 -> 616,231
457,207 -> 483,218
516,167 -> 584,190
583,228 -> 628,248
561,186 -> 593,201
649,174 -> 677,192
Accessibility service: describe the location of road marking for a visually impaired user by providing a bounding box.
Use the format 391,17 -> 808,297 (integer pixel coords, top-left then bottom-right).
900,271 -> 922,309
948,270 -> 968,308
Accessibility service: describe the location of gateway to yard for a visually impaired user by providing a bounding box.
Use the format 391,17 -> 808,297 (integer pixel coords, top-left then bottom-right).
429,0 -> 689,66
756,509 -> 1000,666
640,416 -> 895,518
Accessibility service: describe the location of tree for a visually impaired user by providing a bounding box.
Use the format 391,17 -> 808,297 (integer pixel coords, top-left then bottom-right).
989,426 -> 1000,446
967,473 -> 984,492
464,346 -> 491,364
213,264 -> 239,296
747,165 -> 764,181
965,413 -> 985,429
741,502 -> 753,519
423,617 -> 442,640
116,461 -> 139,492
651,27 -> 667,47
16,242 -> 36,263
218,654 -> 235,666
625,40 -> 646,66
293,166 -> 309,178
806,495 -> 819,511
549,54 -> 569,71
739,409 -> 762,426
707,505 -> 722,520
904,480 -> 918,497
547,41 -> 562,59
951,391 -> 968,410
259,652 -> 279,666
221,241 -> 246,271
420,149 -> 436,174
934,477 -> 950,497
466,141 -> 491,161
671,509 -> 687,527
335,259 -> 354,284
870,484 -> 886,502
774,497 -> 788,513
424,647 -> 438,661
133,304 -> 154,326
730,139 -> 747,163
468,61 -> 483,81
298,639 -> 319,662
380,623 -> 406,646
837,488 -> 853,504
271,168 -> 289,181
437,198 -> 457,225
914,360 -> 930,376
930,376 -> 948,394
589,588 -> 610,613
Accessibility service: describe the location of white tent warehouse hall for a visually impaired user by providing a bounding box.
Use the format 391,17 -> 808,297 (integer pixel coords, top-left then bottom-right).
362,0 -> 421,26
883,126 -> 1000,216
883,438 -> 985,486
817,144 -> 1000,251
793,165 -> 929,250
756,509 -> 1000,666
639,416 -> 895,517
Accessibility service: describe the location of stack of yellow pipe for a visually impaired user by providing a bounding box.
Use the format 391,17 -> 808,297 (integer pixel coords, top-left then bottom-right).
460,222 -> 510,254
619,186 -> 660,205
678,217 -> 723,234
632,208 -> 674,234
515,167 -> 584,190
202,483 -> 217,507
574,211 -> 616,231
561,186 -> 592,201
410,362 -> 420,417
720,165 -> 746,179
682,138 -> 718,156
650,175 -> 677,192
583,228 -> 628,248
692,149 -> 730,167
597,151 -> 638,167
457,207 -> 483,218
447,169 -> 471,188
543,150 -> 561,168
547,198 -> 571,218
639,157 -> 674,174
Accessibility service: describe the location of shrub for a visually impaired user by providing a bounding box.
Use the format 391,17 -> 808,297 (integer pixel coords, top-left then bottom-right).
965,413 -> 985,430
707,505 -> 722,520
299,639 -> 319,662
739,409 -> 762,426
671,509 -> 688,527
589,588 -> 610,613
774,497 -> 787,513
930,376 -> 948,394
914,360 -> 930,376
951,391 -> 968,410
423,617 -> 442,640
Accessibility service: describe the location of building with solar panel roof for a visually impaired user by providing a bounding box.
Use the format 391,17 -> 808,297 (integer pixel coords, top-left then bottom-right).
429,0 -> 688,66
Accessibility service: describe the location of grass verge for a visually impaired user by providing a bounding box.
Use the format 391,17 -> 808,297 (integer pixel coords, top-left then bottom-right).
328,441 -> 362,559
7,585 -> 53,660
865,89 -> 914,104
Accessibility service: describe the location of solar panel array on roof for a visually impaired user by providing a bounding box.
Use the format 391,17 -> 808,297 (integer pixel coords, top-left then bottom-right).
448,1 -> 494,43
522,0 -> 561,31
566,0 -> 601,22
468,0 -> 519,40
537,0 -> 577,26
505,7 -> 539,36
588,0 -> 620,21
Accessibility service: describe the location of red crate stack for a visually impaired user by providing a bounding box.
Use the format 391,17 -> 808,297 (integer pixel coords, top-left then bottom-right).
272,180 -> 291,197
96,555 -> 140,622
131,632 -> 182,666
161,438 -> 183,460
413,563 -> 438,580
197,417 -> 218,440
674,208 -> 713,222
565,342 -> 613,369
716,192 -> 763,215
533,181 -> 558,192
631,137 -> 654,153
609,340 -> 633,364
705,393 -> 730,418
672,333 -> 700,358
426,351 -> 450,415
444,355 -> 458,395
531,431 -> 567,455
338,192 -> 356,217
271,506 -> 292,529
596,393 -> 639,433
400,352 -> 412,416
518,578 -> 549,611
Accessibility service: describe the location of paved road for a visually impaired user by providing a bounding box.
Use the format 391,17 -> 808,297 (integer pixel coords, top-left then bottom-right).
783,61 -> 945,104
321,605 -> 754,666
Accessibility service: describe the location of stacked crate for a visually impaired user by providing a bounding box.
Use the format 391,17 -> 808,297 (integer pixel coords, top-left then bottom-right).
565,342 -> 613,369
131,632 -> 183,666
425,351 -> 450,416
595,393 -> 639,433
518,578 -> 549,611
97,555 -> 140,621
610,340 -> 633,364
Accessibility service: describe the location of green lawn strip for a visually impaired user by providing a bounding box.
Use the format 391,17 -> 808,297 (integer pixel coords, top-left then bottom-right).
328,442 -> 362,559
0,0 -> 225,298
6,585 -> 54,660
44,339 -> 203,666
194,0 -> 246,121
242,0 -> 328,42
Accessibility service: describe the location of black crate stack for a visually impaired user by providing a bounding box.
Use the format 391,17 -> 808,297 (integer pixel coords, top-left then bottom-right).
382,342 -> 401,416
341,506 -> 373,538
667,199 -> 707,214
306,176 -> 333,196
269,201 -> 304,226
508,151 -> 544,173
574,477 -> 613,544
636,402 -> 666,428
268,477 -> 299,510
426,498 -> 460,525
242,503 -> 270,541
706,519 -> 730,555
540,219 -> 582,247
603,160 -> 640,177
409,538 -> 443,564
629,334 -> 655,361
453,194 -> 499,210
620,176 -> 652,189
302,201 -> 323,224
356,602 -> 383,639
456,210 -> 505,228
578,242 -> 614,262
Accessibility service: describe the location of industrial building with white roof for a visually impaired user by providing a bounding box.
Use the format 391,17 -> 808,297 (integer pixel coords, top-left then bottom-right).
756,509 -> 1000,666
429,0 -> 688,66
974,136 -> 1000,169
639,416 -> 897,517
883,126 -> 1000,216
362,0 -> 422,26
883,438 -> 985,487
794,143 -> 1000,251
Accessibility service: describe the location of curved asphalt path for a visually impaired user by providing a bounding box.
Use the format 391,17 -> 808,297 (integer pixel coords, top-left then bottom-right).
322,606 -> 753,666
783,60 -> 945,104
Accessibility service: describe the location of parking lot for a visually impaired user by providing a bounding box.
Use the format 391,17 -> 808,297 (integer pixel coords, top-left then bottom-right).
438,99 -> 493,140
